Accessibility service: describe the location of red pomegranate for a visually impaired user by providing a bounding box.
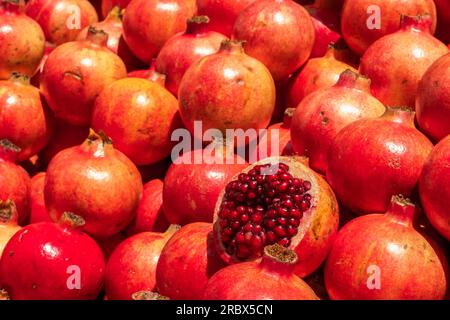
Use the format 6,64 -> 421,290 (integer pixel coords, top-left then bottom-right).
29,172 -> 51,224
213,156 -> 339,277
341,0 -> 437,56
44,131 -> 143,239
91,77 -> 182,165
290,70 -> 386,174
416,53 -> 450,142
0,212 -> 105,300
325,196 -> 448,300
0,0 -> 45,79
179,40 -> 276,139
25,0 -> 98,45
232,0 -> 315,81
360,15 -> 448,109
0,140 -> 31,225
204,244 -> 319,299
101,0 -> 131,18
30,42 -> 55,87
326,108 -> 434,215
0,200 -> 21,257
156,16 -> 227,97
156,222 -> 225,299
127,60 -> 166,87
122,0 -> 196,63
435,0 -> 450,44
41,27 -> 127,126
105,225 -> 179,300
419,136 -> 450,241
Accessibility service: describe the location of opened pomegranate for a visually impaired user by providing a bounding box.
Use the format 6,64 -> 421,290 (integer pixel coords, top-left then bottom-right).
419,136 -> 450,241
232,0 -> 315,81
179,40 -> 275,139
44,131 -> 143,239
29,172 -> 51,224
0,0 -> 45,79
0,200 -> 21,257
290,70 -> 386,174
105,225 -> 179,300
326,108 -> 433,215
213,156 -> 339,277
0,212 -> 105,300
360,15 -> 448,109
156,16 -> 227,97
156,222 -> 225,299
25,0 -> 98,45
341,0 -> 437,55
416,53 -> 450,142
122,0 -> 196,63
325,196 -> 448,300
92,77 -> 181,165
127,60 -> 166,87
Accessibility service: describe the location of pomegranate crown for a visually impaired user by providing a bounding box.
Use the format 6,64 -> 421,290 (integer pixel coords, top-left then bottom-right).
186,16 -> 211,34
400,14 -> 433,33
0,139 -> 21,162
131,291 -> 169,300
0,199 -> 17,223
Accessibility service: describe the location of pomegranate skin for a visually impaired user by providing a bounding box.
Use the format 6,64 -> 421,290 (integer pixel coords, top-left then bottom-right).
232,0 -> 315,81
419,136 -> 450,241
326,108 -> 434,215
25,0 -> 98,45
29,172 -> 51,224
156,16 -> 227,97
0,200 -> 21,258
204,244 -> 319,300
30,42 -> 55,87
0,214 -> 105,300
325,196 -> 448,300
0,1 -> 45,79
290,70 -> 386,174
122,0 -> 196,63
91,77 -> 182,165
127,60 -> 166,87
44,133 -> 143,239
341,0 -> 437,56
416,53 -> 450,142
156,222 -> 225,300
360,15 -> 449,109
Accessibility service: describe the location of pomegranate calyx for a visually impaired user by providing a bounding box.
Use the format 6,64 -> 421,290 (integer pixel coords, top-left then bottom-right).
87,129 -> 113,146
0,289 -> 10,300
336,69 -> 371,92
400,14 -> 433,33
106,6 -> 123,21
0,139 -> 20,162
163,224 -> 181,237
59,212 -> 86,229
387,195 -> 416,227
219,39 -> 245,54
261,244 -> 298,275
186,15 -> 210,34
0,199 -> 17,223
131,291 -> 169,300
9,72 -> 30,85
86,27 -> 109,46
382,107 -> 416,127
283,108 -> 295,127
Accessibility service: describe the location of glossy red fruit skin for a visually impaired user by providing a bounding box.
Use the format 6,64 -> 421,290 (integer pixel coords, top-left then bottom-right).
416,53 -> 450,142
0,1 -> 45,79
127,60 -> 166,87
92,77 -> 182,165
290,70 -> 386,174
156,222 -> 226,299
44,133 -> 143,239
156,16 -> 227,97
420,136 -> 450,241
341,0 -> 437,56
233,0 -> 315,81
122,0 -> 196,63
0,215 -> 105,300
105,225 -> 179,300
326,108 -> 434,215
0,200 -> 21,257
25,0 -> 98,45
29,172 -> 51,224
360,15 -> 448,109
325,196 -> 448,300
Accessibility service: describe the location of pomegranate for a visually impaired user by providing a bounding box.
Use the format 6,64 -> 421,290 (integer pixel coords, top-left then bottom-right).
101,0 -> 132,18
122,0 -> 196,63
156,222 -> 225,299
419,136 -> 450,241
44,131 -> 143,239
41,27 -> 127,126
0,0 -> 45,79
105,225 -> 179,300
360,15 -> 448,109
325,196 -> 448,300
416,53 -> 450,142
178,40 -> 276,139
204,244 -> 319,300
127,60 -> 166,87
0,212 -> 105,300
0,73 -> 54,162
341,0 -> 437,56
290,69 -> 386,174
25,0 -> 98,45
213,156 -> 339,277
91,77 -> 182,165
30,42 -> 55,87
29,172 -> 51,224
0,200 -> 21,257
156,16 -> 227,97
435,0 -> 450,44
232,0 -> 315,81
163,148 -> 248,225
0,140 -> 31,225
326,108 -> 434,215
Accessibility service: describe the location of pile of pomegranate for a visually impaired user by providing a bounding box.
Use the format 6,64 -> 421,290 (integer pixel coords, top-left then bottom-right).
0,0 -> 449,301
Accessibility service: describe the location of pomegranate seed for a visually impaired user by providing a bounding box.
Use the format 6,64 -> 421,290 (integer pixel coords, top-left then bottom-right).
251,213 -> 263,224
277,207 -> 288,217
290,208 -> 301,218
265,219 -> 276,229
235,232 -> 245,243
231,220 -> 240,229
277,217 -> 287,226
274,226 -> 286,237
252,224 -> 262,234
303,181 -> 311,191
243,223 -> 252,232
288,217 -> 300,227
277,238 -> 291,247
287,225 -> 297,236
240,214 -> 249,223
219,220 -> 228,228
266,231 -> 276,242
